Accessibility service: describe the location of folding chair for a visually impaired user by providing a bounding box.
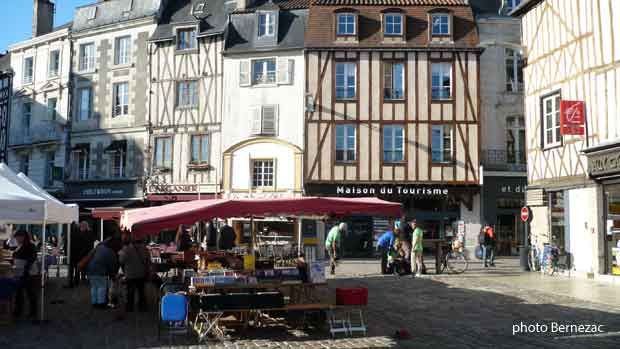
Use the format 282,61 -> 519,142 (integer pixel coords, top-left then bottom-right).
347,308 -> 367,336
328,308 -> 350,338
158,284 -> 189,339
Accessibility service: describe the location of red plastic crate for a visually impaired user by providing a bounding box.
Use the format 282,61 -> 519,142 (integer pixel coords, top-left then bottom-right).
336,287 -> 368,305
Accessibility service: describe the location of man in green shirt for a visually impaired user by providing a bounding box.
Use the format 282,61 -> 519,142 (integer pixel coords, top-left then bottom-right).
325,222 -> 347,275
410,219 -> 424,277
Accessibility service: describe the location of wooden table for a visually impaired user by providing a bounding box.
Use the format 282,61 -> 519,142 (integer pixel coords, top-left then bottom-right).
423,239 -> 450,274
193,282 -> 328,304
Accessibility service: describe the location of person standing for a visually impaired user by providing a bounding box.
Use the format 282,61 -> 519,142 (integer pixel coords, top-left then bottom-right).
86,239 -> 117,309
118,239 -> 150,312
325,222 -> 347,275
12,230 -> 38,318
410,220 -> 424,277
376,224 -> 395,275
483,225 -> 496,267
66,222 -> 95,288
218,222 -> 237,251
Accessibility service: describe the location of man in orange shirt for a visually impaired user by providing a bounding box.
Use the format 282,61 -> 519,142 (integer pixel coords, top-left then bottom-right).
482,225 -> 496,267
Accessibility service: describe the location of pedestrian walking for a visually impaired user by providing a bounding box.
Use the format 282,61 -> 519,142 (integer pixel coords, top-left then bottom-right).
118,239 -> 150,312
12,230 -> 39,318
482,225 -> 496,267
85,239 -> 118,310
376,223 -> 395,274
325,222 -> 347,275
66,221 -> 95,288
410,219 -> 424,277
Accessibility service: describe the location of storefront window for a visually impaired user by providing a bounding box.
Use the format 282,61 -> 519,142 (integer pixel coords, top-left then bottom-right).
606,186 -> 620,275
549,191 -> 566,248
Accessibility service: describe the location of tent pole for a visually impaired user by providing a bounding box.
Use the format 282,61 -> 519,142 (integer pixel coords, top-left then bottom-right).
100,218 -> 104,242
40,220 -> 47,322
297,218 -> 303,257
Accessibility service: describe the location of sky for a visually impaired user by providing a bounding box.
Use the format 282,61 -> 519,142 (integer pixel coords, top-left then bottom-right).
0,0 -> 93,53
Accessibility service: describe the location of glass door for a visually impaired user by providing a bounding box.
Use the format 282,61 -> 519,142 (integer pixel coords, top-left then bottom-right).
605,186 -> 620,275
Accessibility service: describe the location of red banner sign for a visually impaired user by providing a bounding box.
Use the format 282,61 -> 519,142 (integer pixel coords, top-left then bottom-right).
560,100 -> 585,135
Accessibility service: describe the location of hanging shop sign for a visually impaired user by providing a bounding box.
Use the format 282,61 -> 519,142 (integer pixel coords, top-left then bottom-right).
560,100 -> 585,136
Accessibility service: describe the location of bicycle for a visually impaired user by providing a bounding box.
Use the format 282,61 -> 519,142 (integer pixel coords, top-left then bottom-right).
543,244 -> 570,276
440,239 -> 469,274
528,243 -> 541,272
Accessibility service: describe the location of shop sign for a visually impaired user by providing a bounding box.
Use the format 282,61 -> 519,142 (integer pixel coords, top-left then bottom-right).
306,183 -> 449,197
65,180 -> 138,200
560,100 -> 585,136
147,183 -> 198,194
500,184 -> 527,194
588,150 -> 620,178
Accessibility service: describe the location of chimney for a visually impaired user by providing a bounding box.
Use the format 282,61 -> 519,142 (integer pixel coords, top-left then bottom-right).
33,0 -> 55,37
236,0 -> 252,10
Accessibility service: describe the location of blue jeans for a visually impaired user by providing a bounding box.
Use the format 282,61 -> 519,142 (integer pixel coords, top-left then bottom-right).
88,275 -> 108,305
482,245 -> 495,266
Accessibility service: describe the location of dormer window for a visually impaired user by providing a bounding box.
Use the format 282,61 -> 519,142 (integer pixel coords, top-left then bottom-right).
431,13 -> 450,36
87,6 -> 97,20
337,13 -> 356,36
177,28 -> 197,50
384,14 -> 403,36
504,0 -> 522,13
258,12 -> 276,38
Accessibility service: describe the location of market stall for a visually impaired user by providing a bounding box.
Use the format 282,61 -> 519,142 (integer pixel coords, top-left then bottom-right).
120,197 -> 401,339
0,164 -> 78,321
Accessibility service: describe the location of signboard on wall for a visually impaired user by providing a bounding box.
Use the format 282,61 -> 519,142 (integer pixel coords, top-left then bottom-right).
560,100 -> 585,136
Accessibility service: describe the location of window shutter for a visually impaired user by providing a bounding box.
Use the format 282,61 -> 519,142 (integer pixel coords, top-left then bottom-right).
239,60 -> 251,86
277,58 -> 293,85
262,105 -> 278,135
250,106 -> 262,135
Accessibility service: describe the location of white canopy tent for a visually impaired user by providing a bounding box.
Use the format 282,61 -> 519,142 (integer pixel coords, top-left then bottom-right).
0,163 -> 78,321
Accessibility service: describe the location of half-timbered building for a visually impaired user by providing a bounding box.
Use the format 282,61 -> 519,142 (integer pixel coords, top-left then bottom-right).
145,0 -> 234,202
304,0 -> 483,254
513,0 -> 620,278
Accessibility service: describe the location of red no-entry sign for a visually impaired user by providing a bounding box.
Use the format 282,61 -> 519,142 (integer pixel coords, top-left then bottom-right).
521,207 -> 530,222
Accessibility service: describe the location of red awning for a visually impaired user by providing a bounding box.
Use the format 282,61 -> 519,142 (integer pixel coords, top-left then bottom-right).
91,207 -> 125,220
121,197 -> 402,239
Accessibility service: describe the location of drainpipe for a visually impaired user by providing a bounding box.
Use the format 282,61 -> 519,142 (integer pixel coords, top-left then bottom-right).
64,37 -> 74,192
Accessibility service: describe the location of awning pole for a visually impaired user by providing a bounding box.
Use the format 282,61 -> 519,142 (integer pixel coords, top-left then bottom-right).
100,218 -> 104,242
297,217 -> 303,257
40,220 -> 47,322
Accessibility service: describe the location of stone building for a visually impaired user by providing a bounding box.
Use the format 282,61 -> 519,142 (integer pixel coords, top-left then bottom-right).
513,0 -> 620,279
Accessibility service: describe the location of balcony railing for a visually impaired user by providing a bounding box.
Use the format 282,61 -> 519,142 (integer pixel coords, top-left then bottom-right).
9,120 -> 62,146
482,149 -> 526,172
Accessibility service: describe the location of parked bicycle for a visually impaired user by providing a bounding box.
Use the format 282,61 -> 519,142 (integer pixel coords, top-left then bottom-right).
440,239 -> 469,274
528,242 -> 541,272
543,243 -> 571,276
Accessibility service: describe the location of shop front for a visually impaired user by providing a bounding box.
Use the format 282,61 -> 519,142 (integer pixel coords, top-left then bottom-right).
585,141 -> 620,276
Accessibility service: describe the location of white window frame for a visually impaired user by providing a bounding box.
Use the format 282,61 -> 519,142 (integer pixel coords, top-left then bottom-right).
505,0 -> 522,13
337,13 -> 356,36
431,62 -> 452,100
505,48 -> 524,92
79,43 -> 95,72
383,125 -> 405,163
45,151 -> 55,187
252,159 -> 275,188
23,102 -> 32,137
384,13 -> 403,36
384,61 -> 405,100
335,62 -> 357,100
176,28 -> 197,51
154,137 -> 172,169
251,105 -> 278,136
112,82 -> 129,117
87,6 -> 97,20
114,36 -> 132,66
431,124 -> 454,163
506,116 -> 526,164
252,58 -> 277,85
335,124 -> 357,162
542,92 -> 562,149
258,12 -> 275,38
77,87 -> 92,121
47,97 -> 57,121
72,148 -> 90,180
109,148 -> 126,178
176,80 -> 198,108
23,57 -> 34,85
431,13 -> 450,36
48,50 -> 60,78
190,134 -> 210,164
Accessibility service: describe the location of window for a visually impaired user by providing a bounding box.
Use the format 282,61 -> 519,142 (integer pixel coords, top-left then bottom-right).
114,36 -> 131,65
505,0 -> 522,13
505,48 -> 524,92
549,191 -> 566,249
45,151 -> 55,187
47,98 -> 57,121
251,105 -> 278,136
23,103 -> 31,136
383,125 -> 404,162
431,13 -> 450,36
48,50 -> 60,77
336,125 -> 356,162
176,81 -> 198,108
72,146 -> 89,180
252,159 -> 274,188
113,82 -> 129,117
431,62 -> 452,100
19,154 -> 29,176
77,87 -> 92,121
506,116 -> 526,164
177,28 -> 196,50
542,93 -> 561,148
23,57 -> 34,84
110,149 -> 125,178
154,137 -> 172,169
384,62 -> 405,100
87,6 -> 97,20
384,14 -> 403,36
337,13 -> 356,35
258,12 -> 275,38
79,43 -> 95,71
432,125 -> 453,163
252,59 -> 276,85
335,62 -> 356,100
191,134 -> 209,164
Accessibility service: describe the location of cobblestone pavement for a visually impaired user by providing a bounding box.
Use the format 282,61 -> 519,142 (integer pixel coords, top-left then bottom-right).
2,258 -> 620,348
